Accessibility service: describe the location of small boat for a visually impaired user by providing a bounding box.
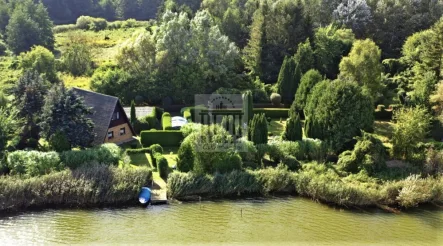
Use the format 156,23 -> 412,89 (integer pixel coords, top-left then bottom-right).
139,187 -> 151,205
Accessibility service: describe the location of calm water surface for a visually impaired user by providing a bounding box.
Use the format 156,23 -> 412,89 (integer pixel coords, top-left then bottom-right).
0,198 -> 442,245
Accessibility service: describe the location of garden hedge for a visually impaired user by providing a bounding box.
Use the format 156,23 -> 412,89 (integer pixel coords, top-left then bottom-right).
140,130 -> 184,147
253,108 -> 289,118
145,107 -> 158,129
162,112 -> 172,130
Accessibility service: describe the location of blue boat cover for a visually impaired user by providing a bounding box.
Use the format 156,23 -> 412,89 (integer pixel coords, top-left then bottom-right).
139,187 -> 151,204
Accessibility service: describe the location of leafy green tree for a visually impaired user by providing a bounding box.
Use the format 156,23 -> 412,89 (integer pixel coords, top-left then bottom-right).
314,24 -> 355,79
39,84 -> 95,148
392,107 -> 432,160
249,113 -> 267,145
421,17 -> 443,79
221,7 -> 246,47
282,113 -> 302,141
332,0 -> 372,38
0,91 -> 7,108
411,71 -> 437,108
20,46 -> 57,83
305,79 -> 374,152
130,100 -> 136,125
339,39 -> 383,101
0,107 -> 20,156
291,69 -> 323,115
6,0 -> 54,54
294,39 -> 315,74
11,71 -> 48,148
61,36 -> 92,76
116,30 -> 156,76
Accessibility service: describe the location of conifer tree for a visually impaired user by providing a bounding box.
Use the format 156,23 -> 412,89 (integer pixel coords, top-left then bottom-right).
249,113 -> 268,145
130,100 -> 136,125
282,114 -> 302,141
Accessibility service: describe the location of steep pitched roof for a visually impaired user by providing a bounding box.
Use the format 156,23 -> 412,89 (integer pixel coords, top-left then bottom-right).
72,88 -> 119,146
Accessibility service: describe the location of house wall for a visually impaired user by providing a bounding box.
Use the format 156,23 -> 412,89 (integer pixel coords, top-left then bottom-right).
104,123 -> 134,144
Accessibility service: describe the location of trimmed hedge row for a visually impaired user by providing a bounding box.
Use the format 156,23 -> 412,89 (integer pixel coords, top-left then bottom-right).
253,108 -> 289,118
140,130 -> 184,147
162,112 -> 172,130
145,107 -> 158,129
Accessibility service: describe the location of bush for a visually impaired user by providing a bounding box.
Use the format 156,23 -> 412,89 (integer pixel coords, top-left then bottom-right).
49,131 -> 71,152
253,108 -> 289,118
282,114 -> 302,141
53,24 -> 78,33
7,151 -> 63,177
183,108 -> 192,122
236,138 -> 257,162
281,155 -> 300,171
0,164 -> 152,212
76,16 -> 107,31
133,118 -> 150,134
140,130 -> 184,147
213,152 -> 243,173
338,132 -> 387,175
162,112 -> 172,130
181,123 -> 204,137
60,144 -> 123,169
249,113 -> 268,145
156,154 -> 169,180
270,93 -> 282,106
149,144 -> 163,154
145,107 -> 158,130
177,139 -> 195,172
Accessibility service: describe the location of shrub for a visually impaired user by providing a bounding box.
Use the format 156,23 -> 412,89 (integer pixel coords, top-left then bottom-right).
145,107 -> 158,130
253,108 -> 289,118
76,16 -> 107,31
281,155 -> 300,171
60,144 -> 123,169
337,132 -> 387,175
7,151 -> 63,177
140,130 -> 184,147
156,154 -> 169,180
213,152 -> 243,173
282,114 -> 302,141
149,144 -> 163,154
177,139 -> 195,172
162,112 -> 172,130
181,123 -> 204,137
270,93 -> 282,106
0,164 -> 152,212
133,118 -> 150,134
53,24 -> 77,33
249,113 -> 268,145
49,131 -> 71,152
424,148 -> 443,176
236,138 -> 257,162
183,108 -> 192,122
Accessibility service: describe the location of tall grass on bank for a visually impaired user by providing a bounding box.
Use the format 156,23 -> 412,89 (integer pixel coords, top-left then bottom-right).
168,164 -> 296,199
0,164 -> 152,212
168,163 -> 443,208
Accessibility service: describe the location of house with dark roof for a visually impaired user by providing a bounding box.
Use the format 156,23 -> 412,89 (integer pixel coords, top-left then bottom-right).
72,88 -> 136,145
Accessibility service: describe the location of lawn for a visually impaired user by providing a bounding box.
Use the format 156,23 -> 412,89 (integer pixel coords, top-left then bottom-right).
268,118 -> 286,137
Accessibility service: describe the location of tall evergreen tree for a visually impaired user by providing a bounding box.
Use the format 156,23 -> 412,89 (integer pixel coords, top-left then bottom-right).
291,69 -> 323,115
277,56 -> 299,104
11,71 -> 48,148
130,100 -> 136,125
294,39 -> 315,74
242,90 -> 253,125
39,84 -> 95,148
249,113 -> 267,145
243,4 -> 265,78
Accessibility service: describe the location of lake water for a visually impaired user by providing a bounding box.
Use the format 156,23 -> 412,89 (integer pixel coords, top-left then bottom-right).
0,198 -> 442,245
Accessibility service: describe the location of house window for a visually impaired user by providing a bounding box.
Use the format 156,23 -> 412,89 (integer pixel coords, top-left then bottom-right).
120,127 -> 126,136
108,131 -> 114,139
